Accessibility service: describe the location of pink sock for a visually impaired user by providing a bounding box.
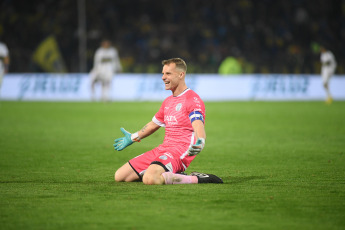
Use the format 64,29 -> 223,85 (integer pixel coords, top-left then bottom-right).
162,172 -> 198,184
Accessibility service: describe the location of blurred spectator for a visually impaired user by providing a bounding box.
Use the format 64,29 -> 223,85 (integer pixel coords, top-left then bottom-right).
0,0 -> 344,74
218,56 -> 243,75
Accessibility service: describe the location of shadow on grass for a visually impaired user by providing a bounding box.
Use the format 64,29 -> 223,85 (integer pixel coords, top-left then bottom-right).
223,176 -> 267,184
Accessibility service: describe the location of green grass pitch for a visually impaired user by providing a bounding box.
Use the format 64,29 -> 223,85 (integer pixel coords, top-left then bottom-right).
0,101 -> 344,230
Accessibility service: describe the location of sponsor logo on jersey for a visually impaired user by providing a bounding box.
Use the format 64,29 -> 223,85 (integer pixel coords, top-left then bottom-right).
164,152 -> 174,159
193,97 -> 202,108
164,115 -> 178,125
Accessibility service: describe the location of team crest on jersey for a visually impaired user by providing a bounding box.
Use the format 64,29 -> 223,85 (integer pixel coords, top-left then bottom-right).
176,103 -> 182,111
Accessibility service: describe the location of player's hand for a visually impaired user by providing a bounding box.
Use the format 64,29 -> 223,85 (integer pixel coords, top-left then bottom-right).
114,128 -> 134,151
188,138 -> 205,156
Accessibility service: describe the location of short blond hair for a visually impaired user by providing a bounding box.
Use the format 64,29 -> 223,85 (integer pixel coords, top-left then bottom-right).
162,58 -> 187,72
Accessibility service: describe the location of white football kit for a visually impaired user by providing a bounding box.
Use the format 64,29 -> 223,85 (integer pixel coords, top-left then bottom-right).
0,42 -> 9,88
320,50 -> 336,84
90,46 -> 122,101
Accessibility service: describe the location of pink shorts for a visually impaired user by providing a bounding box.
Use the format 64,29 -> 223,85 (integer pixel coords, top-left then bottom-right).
128,144 -> 196,179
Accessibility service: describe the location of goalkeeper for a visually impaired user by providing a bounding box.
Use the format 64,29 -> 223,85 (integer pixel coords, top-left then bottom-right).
113,58 -> 223,185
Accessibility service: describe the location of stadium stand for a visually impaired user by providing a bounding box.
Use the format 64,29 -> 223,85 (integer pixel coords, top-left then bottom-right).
0,0 -> 344,74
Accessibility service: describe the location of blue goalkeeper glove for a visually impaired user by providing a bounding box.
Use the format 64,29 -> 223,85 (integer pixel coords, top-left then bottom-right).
114,128 -> 134,151
188,138 -> 205,156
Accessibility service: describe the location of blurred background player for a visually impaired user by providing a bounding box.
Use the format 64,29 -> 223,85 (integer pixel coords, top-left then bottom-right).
89,39 -> 122,102
0,41 -> 9,94
320,46 -> 337,104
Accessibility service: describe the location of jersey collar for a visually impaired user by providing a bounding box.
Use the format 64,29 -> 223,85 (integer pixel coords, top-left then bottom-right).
174,88 -> 190,97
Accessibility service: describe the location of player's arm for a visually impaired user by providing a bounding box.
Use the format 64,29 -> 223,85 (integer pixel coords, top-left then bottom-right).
114,51 -> 122,73
192,119 -> 206,140
94,50 -> 101,67
113,121 -> 160,151
4,56 -> 9,73
188,111 -> 206,156
137,121 -> 161,139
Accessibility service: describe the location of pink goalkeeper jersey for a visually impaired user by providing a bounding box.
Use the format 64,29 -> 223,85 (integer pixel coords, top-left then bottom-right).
152,88 -> 205,147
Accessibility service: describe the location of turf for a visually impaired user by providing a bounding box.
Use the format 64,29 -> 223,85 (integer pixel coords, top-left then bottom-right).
0,101 -> 344,230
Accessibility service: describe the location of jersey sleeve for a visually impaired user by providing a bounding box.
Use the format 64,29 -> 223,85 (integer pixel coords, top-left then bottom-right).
187,94 -> 205,124
94,49 -> 101,66
152,99 -> 166,127
113,48 -> 122,72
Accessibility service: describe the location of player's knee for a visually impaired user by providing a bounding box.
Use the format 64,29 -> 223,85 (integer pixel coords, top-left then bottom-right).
142,173 -> 163,185
114,172 -> 120,182
114,170 -> 124,182
142,174 -> 153,185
